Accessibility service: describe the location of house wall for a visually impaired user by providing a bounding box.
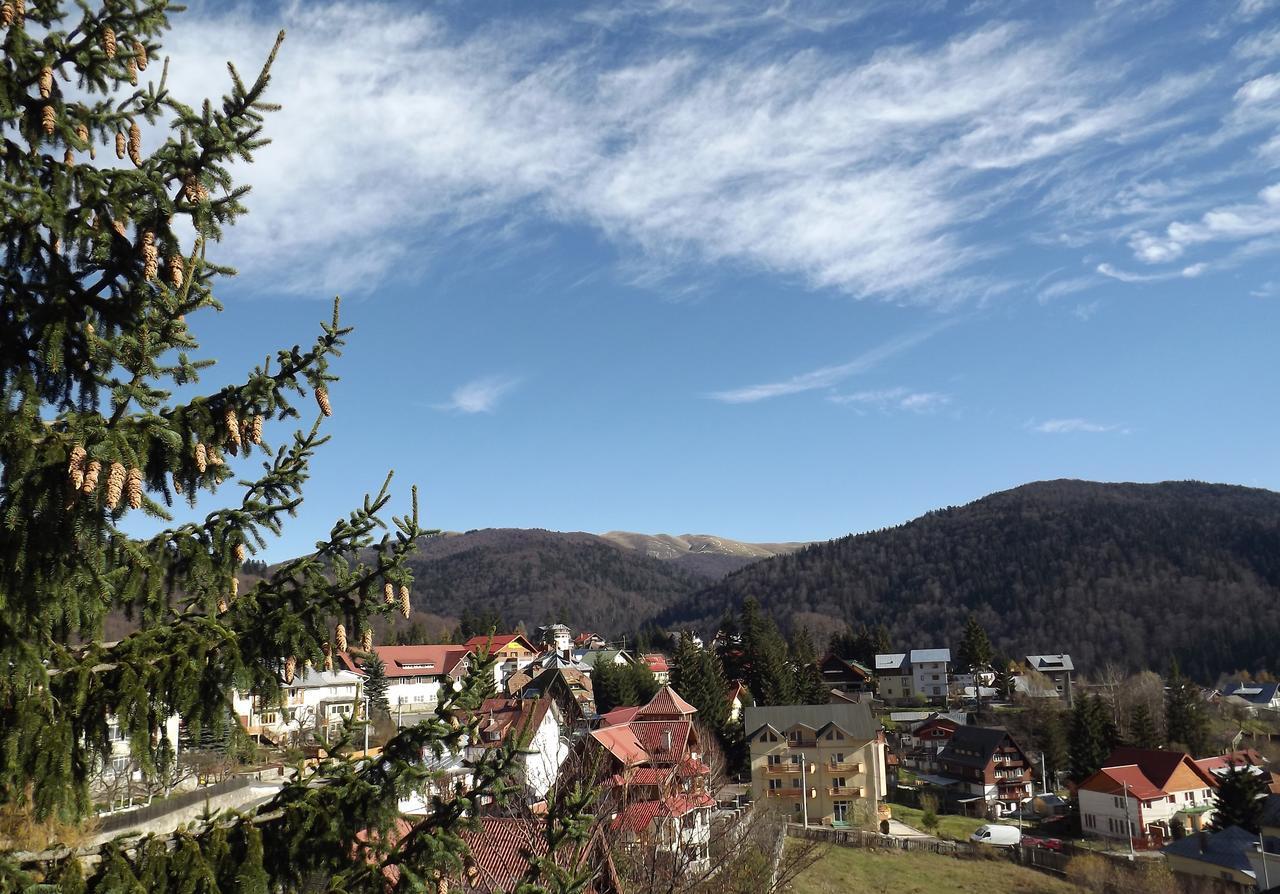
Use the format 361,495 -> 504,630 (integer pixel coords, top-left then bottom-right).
1165,852 -> 1255,889
749,728 -> 884,827
387,677 -> 444,708
878,674 -> 912,702
519,710 -> 569,802
912,661 -> 949,702
1078,789 -> 1143,840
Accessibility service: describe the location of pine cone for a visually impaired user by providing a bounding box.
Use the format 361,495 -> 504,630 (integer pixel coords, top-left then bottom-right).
224,407 -> 241,448
208,448 -> 223,466
336,623 -> 347,652
217,598 -> 228,615
63,148 -> 73,168
168,254 -> 184,288
126,57 -> 137,86
361,628 -> 373,653
249,415 -> 263,444
315,386 -> 332,417
384,582 -> 394,604
82,459 -> 101,494
284,656 -> 296,684
126,467 -> 143,509
111,217 -> 127,238
41,104 -> 55,135
127,121 -> 141,166
104,462 -> 125,509
194,442 -> 208,474
323,643 -> 333,672
39,66 -> 52,98
399,585 -> 411,619
235,542 -> 247,564
0,5 -> 13,28
68,445 -> 87,491
230,576 -> 239,599
102,26 -> 116,59
133,40 -> 147,71
437,878 -> 449,894
172,474 -> 183,495
141,231 -> 157,279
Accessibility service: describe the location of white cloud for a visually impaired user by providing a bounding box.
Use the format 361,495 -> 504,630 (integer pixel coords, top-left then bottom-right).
1029,418 -> 1124,434
1096,262 -> 1207,282
150,4 -> 1220,300
706,321 -> 955,403
1236,73 -> 1280,105
435,376 -> 521,414
1072,300 -> 1101,321
828,387 -> 951,413
1123,182 -> 1280,266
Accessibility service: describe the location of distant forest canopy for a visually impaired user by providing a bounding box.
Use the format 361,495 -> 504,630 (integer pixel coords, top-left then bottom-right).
654,480 -> 1280,680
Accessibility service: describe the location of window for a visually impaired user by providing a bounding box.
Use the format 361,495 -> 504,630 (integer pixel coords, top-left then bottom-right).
767,755 -> 782,767
768,779 -> 782,791
260,711 -> 279,725
833,777 -> 846,789
833,753 -> 845,764
790,779 -> 801,789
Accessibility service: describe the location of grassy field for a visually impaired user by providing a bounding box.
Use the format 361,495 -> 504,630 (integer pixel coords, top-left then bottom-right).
788,844 -> 1082,894
887,804 -> 1006,842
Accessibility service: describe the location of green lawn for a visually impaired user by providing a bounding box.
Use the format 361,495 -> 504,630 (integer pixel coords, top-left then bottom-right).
888,804 -> 1006,842
788,844 -> 1083,894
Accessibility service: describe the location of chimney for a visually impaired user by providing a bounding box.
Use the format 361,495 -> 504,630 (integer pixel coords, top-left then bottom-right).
662,730 -> 673,752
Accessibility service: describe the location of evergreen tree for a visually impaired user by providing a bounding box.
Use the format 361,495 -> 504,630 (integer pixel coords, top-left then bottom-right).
0,5 -> 589,888
1165,659 -> 1212,757
671,632 -> 730,733
1210,762 -> 1269,834
789,628 -> 829,704
1068,695 -> 1115,782
362,653 -> 391,716
1126,703 -> 1160,749
739,598 -> 795,706
955,614 -> 994,674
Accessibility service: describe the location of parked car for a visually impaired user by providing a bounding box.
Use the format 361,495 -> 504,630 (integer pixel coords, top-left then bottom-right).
1021,835 -> 1063,851
970,824 -> 1022,847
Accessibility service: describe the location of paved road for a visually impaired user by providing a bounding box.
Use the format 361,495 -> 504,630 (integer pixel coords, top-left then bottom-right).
885,819 -> 933,839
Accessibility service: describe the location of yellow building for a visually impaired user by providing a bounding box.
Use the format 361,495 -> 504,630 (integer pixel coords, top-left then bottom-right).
744,703 -> 889,829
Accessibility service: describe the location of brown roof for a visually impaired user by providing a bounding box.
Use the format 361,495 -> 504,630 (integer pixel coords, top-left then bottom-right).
1103,746 -> 1217,791
339,645 -> 469,678
462,634 -> 538,655
635,685 -> 697,719
591,725 -> 649,767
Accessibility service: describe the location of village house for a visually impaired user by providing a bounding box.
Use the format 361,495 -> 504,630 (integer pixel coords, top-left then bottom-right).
536,624 -> 574,658
338,645 -> 470,724
817,654 -> 874,695
1077,746 -> 1219,845
900,712 -> 966,775
1163,826 -> 1280,891
577,648 -> 634,673
468,697 -> 570,805
642,654 -> 671,685
1024,654 -> 1075,704
932,725 -> 1033,817
574,632 -> 609,651
233,666 -> 363,745
874,649 -> 951,705
461,633 -> 540,684
511,665 -> 596,727
726,682 -> 749,724
744,702 -> 888,829
874,653 -> 912,703
1221,681 -> 1280,713
590,687 -> 715,874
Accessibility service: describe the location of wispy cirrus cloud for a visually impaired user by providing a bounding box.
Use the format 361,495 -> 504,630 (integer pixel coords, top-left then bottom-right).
435,376 -> 522,414
1029,418 -> 1127,434
829,387 -> 952,414
152,2 -> 1252,302
706,321 -> 955,404
1124,183 -> 1280,266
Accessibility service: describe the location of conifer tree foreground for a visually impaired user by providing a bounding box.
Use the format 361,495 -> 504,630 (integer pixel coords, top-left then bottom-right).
0,3 -> 588,890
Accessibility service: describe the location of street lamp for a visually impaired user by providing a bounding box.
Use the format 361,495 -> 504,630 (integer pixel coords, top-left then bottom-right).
800,752 -> 808,828
1122,782 -> 1135,857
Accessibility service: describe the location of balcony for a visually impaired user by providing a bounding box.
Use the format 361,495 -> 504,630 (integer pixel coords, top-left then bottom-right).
765,788 -> 802,798
828,761 -> 862,772
828,786 -> 864,798
765,763 -> 802,774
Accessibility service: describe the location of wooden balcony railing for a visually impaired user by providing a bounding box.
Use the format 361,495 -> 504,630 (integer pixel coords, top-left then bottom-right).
827,761 -> 862,772
765,764 -> 802,774
828,786 -> 863,798
765,788 -> 802,798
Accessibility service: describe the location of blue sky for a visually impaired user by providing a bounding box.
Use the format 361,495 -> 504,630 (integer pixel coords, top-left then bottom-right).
158,0 -> 1280,559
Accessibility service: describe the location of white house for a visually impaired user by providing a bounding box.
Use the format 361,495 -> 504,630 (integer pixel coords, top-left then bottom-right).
874,653 -> 912,702
910,649 -> 951,703
468,697 -> 569,804
1078,747 -> 1218,843
339,645 -> 472,722
233,666 -> 364,743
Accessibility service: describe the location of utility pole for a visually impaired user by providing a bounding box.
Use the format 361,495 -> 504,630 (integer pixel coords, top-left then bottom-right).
800,752 -> 808,828
1123,782 -> 1135,857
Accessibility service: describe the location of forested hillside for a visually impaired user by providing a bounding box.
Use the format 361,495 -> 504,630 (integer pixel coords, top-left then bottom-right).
400,529 -> 707,633
656,480 -> 1280,679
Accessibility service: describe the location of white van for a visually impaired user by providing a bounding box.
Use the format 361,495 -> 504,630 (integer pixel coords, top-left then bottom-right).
970,824 -> 1021,847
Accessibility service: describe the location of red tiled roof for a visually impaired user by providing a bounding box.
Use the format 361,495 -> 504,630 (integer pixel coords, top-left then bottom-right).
462,634 -> 536,655
339,645 -> 469,678
642,654 -> 670,673
598,706 -> 640,727
473,698 -> 554,747
1080,765 -> 1167,801
591,725 -> 649,767
610,793 -> 715,833
631,720 -> 692,762
635,685 -> 697,719
1103,747 -> 1217,791
1195,750 -> 1267,774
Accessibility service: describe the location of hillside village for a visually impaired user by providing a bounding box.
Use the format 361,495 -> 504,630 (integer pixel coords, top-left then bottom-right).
94,613 -> 1280,893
